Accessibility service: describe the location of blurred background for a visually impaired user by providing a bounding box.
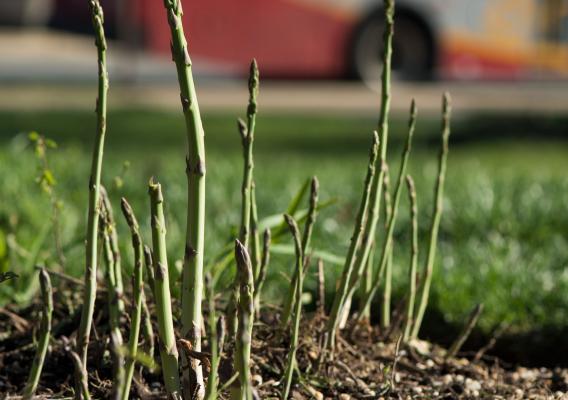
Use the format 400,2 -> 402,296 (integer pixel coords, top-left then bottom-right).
1,0 -> 568,366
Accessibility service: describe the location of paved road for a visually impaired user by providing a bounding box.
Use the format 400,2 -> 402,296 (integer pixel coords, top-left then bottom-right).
1,29 -> 568,114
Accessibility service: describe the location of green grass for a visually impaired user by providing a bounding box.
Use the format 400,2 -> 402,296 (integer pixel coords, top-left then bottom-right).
1,109 -> 568,338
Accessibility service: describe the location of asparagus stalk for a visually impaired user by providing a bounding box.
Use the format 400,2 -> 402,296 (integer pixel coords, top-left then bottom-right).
381,167 -> 394,328
317,259 -> 326,315
325,132 -> 379,351
357,243 -> 374,321
22,267 -> 53,400
101,187 -> 125,314
356,100 -> 418,324
239,60 -> 259,250
233,240 -> 255,400
148,179 -> 182,399
76,0 -> 109,384
281,176 -> 319,327
350,0 -> 396,303
70,350 -> 91,400
204,274 -> 220,400
162,0 -> 207,395
141,294 -> 155,364
253,228 -> 271,311
120,198 -> 145,400
281,215 -> 304,400
100,208 -> 125,398
250,182 -> 261,279
411,93 -> 451,340
143,245 -> 156,296
109,331 -> 125,400
403,176 -> 418,341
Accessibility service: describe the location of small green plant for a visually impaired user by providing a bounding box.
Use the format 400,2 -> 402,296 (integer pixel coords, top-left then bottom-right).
28,132 -> 64,267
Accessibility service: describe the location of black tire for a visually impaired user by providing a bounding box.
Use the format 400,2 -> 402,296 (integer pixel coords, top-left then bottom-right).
352,13 -> 434,84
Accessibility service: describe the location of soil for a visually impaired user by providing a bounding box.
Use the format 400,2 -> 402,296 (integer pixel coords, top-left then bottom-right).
1,282 -> 567,399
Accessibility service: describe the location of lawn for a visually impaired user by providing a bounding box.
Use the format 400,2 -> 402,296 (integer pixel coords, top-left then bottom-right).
1,109 -> 568,361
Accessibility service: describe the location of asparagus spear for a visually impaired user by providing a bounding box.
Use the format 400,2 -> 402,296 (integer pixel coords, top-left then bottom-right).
119,198 -> 145,400
76,1 -> 109,390
403,176 -> 418,341
22,267 -> 53,400
148,179 -> 182,399
411,93 -> 451,339
162,0 -> 207,395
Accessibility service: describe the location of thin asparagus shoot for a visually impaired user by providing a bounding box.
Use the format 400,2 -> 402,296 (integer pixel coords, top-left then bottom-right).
411,92 -> 451,340
101,188 -> 124,314
70,350 -> 91,400
281,176 -> 319,327
238,60 -> 259,250
446,304 -> 484,359
120,198 -> 145,400
76,0 -> 109,382
281,215 -> 304,400
162,0 -> 207,395
143,245 -> 156,297
317,259 -> 325,315
204,274 -> 220,400
253,228 -> 271,312
250,182 -> 261,279
149,179 -> 182,399
381,166 -> 394,328
22,267 -> 53,400
100,209 -> 124,397
233,240 -> 255,400
356,100 -> 418,324
347,0 -> 396,320
403,176 -> 418,342
357,242 -> 374,321
325,132 -> 379,351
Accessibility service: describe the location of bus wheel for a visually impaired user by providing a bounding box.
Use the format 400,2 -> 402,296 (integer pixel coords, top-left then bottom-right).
352,14 -> 433,84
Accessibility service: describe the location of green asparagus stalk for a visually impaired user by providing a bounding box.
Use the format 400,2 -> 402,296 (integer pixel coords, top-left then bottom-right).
233,240 -> 255,400
356,100 -> 418,324
143,245 -> 156,296
162,0 -> 207,395
148,179 -> 182,399
239,60 -> 259,250
317,259 -> 326,315
340,166 -> 390,329
403,176 -> 418,341
250,182 -> 261,279
22,267 -> 53,400
381,167 -> 394,328
281,176 -> 318,327
141,294 -> 155,364
101,187 -> 124,314
350,0 -> 396,308
109,331 -> 125,399
253,228 -> 271,311
204,274 -> 220,400
119,198 -> 145,400
76,0 -> 109,385
411,93 -> 451,340
325,132 -> 379,351
70,350 -> 91,400
100,209 -> 125,397
357,242 -> 374,321
281,215 -> 304,400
